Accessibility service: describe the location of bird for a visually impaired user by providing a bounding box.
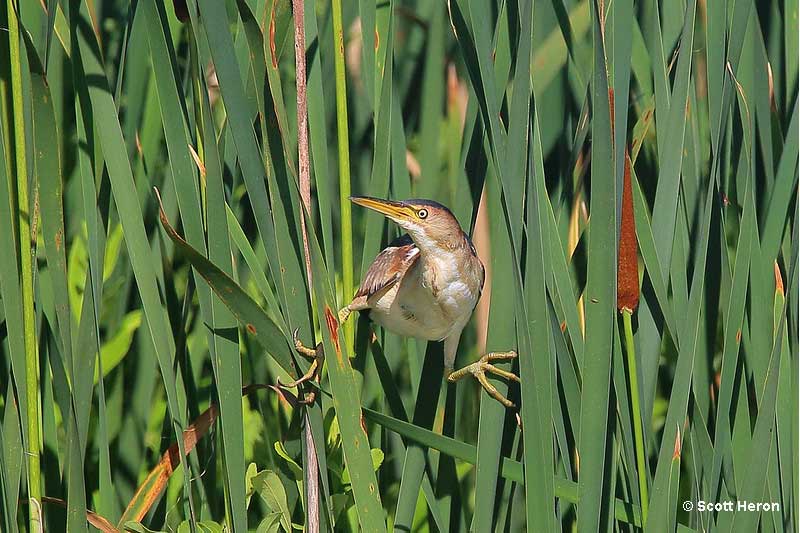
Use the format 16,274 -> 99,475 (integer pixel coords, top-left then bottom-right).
291,196 -> 519,408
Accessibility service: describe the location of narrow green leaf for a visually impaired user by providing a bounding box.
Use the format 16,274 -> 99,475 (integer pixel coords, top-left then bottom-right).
645,160 -> 716,532
363,408 -> 644,527
69,1 -> 193,516
154,196 -> 296,377
577,1 -> 616,529
730,239 -> 797,532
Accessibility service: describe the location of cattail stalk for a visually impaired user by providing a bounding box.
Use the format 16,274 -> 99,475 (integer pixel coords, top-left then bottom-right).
8,1 -> 42,529
623,310 -> 647,523
292,1 -> 320,531
617,151 -> 647,523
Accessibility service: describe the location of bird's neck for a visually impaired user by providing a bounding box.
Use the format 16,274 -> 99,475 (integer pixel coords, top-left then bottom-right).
415,231 -> 483,303
412,231 -> 471,260
414,232 -> 479,294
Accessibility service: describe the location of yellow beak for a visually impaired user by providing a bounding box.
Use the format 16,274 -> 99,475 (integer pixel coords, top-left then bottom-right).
350,196 -> 415,222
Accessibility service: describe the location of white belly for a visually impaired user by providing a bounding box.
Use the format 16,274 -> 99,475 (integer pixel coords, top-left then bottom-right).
368,260 -> 479,341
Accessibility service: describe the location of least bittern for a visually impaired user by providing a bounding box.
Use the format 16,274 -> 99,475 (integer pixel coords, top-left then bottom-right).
292,196 -> 519,408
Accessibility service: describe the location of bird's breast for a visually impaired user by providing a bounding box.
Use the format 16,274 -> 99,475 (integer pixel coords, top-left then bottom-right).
368,252 -> 481,341
436,280 -> 479,315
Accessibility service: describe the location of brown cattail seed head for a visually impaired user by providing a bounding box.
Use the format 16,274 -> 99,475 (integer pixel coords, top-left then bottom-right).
617,152 -> 639,312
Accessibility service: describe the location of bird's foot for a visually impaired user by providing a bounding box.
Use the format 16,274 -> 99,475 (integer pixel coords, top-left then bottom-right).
277,329 -> 325,404
447,351 -> 519,408
337,306 -> 352,324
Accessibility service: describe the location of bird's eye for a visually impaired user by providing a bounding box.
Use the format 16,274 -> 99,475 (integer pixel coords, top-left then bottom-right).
417,209 -> 428,219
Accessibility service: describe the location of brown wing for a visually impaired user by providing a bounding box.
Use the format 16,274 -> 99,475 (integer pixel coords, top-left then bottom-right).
356,234 -> 420,301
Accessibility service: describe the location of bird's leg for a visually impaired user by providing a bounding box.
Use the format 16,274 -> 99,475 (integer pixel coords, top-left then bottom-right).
338,295 -> 368,323
337,305 -> 352,324
447,351 -> 519,408
277,329 -> 325,404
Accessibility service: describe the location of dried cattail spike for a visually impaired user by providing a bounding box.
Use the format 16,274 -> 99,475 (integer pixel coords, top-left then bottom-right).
608,87 -> 615,137
767,62 -> 777,114
774,261 -> 784,296
617,151 -> 639,312
672,425 -> 681,461
188,144 -> 206,179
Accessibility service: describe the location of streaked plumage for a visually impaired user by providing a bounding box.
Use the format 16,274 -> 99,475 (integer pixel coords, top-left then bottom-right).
333,197 -> 517,408
285,198 -> 519,407
354,234 -> 419,301
350,230 -> 484,345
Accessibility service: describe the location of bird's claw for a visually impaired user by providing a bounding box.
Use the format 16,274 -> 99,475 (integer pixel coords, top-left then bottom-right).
277,358 -> 320,389
292,328 -> 320,358
278,329 -> 325,403
447,351 -> 519,409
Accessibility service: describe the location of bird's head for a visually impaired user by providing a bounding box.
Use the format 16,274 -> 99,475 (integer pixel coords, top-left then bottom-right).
350,196 -> 466,251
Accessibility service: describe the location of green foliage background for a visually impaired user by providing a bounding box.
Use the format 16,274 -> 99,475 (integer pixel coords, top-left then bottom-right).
0,0 -> 797,531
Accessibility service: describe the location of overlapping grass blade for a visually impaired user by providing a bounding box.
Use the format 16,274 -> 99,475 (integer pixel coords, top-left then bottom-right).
645,152 -> 716,532
368,339 -> 444,530
524,103 -> 557,530
641,0 -> 696,412
303,0 -> 335,281
25,31 -> 72,382
629,172 -> 678,343
611,0 -> 634,198
363,407 -> 648,527
235,0 -> 313,337
356,7 -> 394,301
576,1 -> 617,529
708,100 -> 757,504
154,199 -> 296,376
641,0 -> 670,148
68,9 -> 197,524
301,206 -> 387,532
762,100 -> 799,259
0,383 -> 22,533
730,233 -> 797,532
22,28 -> 95,532
196,43 -> 248,533
190,0 -> 287,317
393,343 -> 444,531
142,2 -> 247,529
330,0 -> 355,351
6,4 -> 41,529
448,2 -> 523,529
0,53 -> 25,533
531,1 -> 590,97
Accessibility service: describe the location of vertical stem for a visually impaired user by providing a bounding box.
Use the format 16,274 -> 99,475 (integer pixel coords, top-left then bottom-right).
303,414 -> 320,533
292,2 -> 320,531
293,0 -> 312,288
623,309 -> 648,525
7,0 -> 41,529
331,0 -> 354,349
